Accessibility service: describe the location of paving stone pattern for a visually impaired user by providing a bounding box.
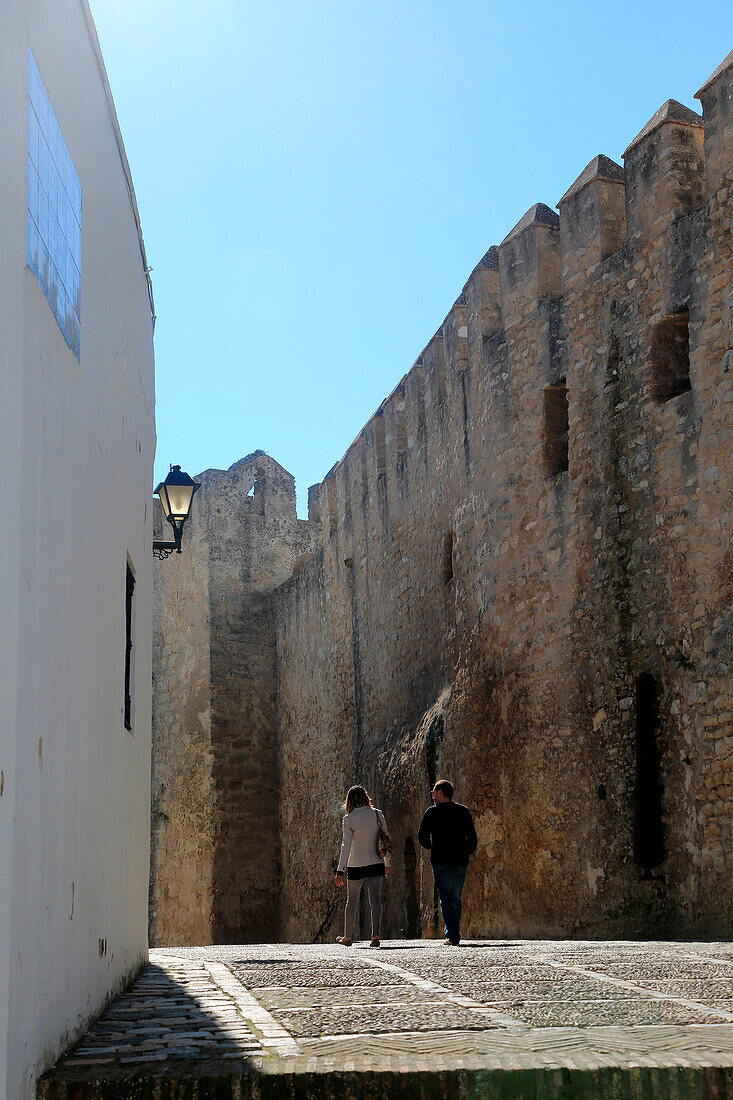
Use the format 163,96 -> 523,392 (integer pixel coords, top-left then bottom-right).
38,939 -> 733,1097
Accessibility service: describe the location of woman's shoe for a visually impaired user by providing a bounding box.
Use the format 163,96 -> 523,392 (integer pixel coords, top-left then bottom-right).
370,936 -> 380,948
336,936 -> 353,946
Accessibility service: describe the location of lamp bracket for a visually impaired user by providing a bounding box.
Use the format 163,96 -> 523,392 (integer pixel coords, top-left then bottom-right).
153,541 -> 180,560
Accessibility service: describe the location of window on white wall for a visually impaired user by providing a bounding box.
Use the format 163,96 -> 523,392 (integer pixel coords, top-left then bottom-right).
124,562 -> 135,731
27,50 -> 82,358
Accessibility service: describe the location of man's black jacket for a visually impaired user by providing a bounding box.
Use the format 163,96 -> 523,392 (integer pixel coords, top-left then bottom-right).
418,801 -> 478,867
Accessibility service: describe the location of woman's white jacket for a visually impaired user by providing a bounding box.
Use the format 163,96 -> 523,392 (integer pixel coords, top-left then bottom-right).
337,805 -> 390,872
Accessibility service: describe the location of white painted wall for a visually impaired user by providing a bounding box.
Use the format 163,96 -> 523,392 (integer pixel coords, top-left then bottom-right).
0,3 -> 156,1096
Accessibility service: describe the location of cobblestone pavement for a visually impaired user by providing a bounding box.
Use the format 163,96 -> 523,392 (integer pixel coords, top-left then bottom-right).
39,940 -> 733,1097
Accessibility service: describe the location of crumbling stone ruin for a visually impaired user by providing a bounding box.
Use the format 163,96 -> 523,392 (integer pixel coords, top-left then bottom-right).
150,52 -> 733,947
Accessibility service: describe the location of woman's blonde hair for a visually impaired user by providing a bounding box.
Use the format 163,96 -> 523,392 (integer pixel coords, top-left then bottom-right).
344,784 -> 372,814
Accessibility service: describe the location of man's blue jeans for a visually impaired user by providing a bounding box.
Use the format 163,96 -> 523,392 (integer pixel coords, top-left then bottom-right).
432,864 -> 468,944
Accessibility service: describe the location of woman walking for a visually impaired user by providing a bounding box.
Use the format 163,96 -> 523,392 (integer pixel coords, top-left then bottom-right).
334,785 -> 390,948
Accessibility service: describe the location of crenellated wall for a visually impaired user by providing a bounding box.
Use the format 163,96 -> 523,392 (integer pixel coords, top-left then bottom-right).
151,50 -> 733,945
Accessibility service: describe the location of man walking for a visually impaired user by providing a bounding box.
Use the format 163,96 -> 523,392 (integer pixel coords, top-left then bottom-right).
418,779 -> 478,946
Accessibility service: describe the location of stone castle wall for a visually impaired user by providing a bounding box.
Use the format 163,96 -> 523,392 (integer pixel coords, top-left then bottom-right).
151,52 -> 733,946
151,455 -> 317,945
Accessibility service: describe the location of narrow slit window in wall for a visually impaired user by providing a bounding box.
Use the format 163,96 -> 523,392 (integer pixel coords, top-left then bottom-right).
633,672 -> 666,877
27,50 -> 82,358
442,531 -> 454,585
124,562 -> 135,731
543,379 -> 569,476
650,309 -> 691,403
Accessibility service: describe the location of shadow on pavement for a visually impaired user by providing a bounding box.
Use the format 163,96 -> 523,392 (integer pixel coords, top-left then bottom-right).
371,941 -> 525,951
37,961 -> 261,1095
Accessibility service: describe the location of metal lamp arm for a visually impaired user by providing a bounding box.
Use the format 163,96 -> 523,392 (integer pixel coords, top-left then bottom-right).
153,517 -> 184,559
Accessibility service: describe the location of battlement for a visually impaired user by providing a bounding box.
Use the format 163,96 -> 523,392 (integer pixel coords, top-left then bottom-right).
182,449 -> 298,523
305,49 -> 732,544
695,48 -> 733,193
558,155 -> 626,286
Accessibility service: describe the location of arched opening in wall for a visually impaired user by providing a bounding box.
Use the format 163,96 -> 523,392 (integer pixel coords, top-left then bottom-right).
424,713 -> 445,934
650,309 -> 691,403
425,714 -> 444,792
543,379 -> 569,477
633,672 -> 666,879
442,531 -> 454,585
403,837 -> 420,938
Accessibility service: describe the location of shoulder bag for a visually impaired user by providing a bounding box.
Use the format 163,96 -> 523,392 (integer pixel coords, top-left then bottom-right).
374,808 -> 393,860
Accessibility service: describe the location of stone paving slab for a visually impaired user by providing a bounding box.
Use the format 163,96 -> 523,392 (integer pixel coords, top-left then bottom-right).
38,940 -> 733,1098
253,983 -> 424,1009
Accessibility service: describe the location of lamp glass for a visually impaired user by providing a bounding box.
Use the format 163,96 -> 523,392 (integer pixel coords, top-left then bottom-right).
155,482 -> 172,520
165,482 -> 195,522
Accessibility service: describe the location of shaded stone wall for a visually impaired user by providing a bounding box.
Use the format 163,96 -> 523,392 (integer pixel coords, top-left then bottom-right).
274,551 -> 355,942
151,52 -> 733,945
151,491 -> 213,944
151,453 -> 317,945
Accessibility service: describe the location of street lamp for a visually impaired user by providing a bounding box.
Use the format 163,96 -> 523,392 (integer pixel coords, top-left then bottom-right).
153,465 -> 200,559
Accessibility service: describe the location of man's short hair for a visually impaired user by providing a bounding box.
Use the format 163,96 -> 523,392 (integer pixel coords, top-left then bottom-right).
434,779 -> 454,799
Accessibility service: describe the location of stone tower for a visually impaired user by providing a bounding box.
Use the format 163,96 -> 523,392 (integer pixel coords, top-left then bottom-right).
150,452 -> 317,944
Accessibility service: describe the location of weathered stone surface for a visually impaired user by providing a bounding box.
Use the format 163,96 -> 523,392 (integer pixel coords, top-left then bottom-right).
623,99 -> 703,155
151,452 -> 319,946
558,154 -> 625,204
151,53 -> 733,947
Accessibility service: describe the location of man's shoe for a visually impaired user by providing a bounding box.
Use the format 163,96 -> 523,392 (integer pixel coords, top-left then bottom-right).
370,936 -> 380,948
449,939 -> 461,946
442,938 -> 452,946
336,936 -> 353,946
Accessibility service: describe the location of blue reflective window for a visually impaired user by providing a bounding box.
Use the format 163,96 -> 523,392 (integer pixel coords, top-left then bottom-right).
27,50 -> 81,358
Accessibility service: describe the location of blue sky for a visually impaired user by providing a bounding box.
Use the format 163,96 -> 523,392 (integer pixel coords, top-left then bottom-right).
89,0 -> 729,515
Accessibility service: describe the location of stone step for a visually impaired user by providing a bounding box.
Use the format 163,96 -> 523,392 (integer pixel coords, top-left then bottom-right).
38,1064 -> 733,1098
